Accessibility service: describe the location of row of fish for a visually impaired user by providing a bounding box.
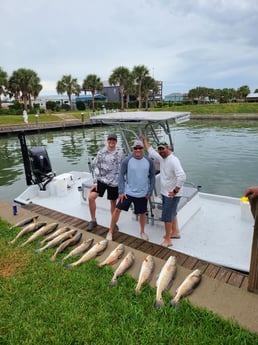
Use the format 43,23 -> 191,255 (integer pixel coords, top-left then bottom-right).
9,216 -> 202,307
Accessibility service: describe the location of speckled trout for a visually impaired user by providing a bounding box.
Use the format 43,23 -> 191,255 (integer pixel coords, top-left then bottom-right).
35,229 -> 77,253
38,226 -> 70,246
20,223 -> 59,247
61,238 -> 94,264
9,221 -> 47,244
66,239 -> 108,269
50,232 -> 82,261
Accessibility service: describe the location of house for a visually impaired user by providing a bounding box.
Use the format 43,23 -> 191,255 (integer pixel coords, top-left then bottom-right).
164,92 -> 185,102
246,93 -> 258,102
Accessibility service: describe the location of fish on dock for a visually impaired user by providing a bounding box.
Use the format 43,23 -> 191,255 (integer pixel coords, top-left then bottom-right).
97,243 -> 125,268
110,251 -> 135,286
50,232 -> 82,261
61,238 -> 94,264
170,269 -> 202,308
35,229 -> 77,253
134,255 -> 155,295
66,239 -> 108,269
20,222 -> 59,247
9,221 -> 47,244
38,226 -> 70,246
154,256 -> 177,308
10,216 -> 39,229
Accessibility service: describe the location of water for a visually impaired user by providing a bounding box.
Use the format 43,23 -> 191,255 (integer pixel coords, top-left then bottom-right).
1,120 -> 258,202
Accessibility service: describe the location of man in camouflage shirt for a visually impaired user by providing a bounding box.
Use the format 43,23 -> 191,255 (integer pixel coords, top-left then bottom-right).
86,133 -> 125,231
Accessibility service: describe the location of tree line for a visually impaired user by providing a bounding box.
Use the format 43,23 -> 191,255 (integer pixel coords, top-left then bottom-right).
0,66 -> 257,111
0,65 -> 157,111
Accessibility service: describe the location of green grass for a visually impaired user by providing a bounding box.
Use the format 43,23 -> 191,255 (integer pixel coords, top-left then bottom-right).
164,102 -> 258,114
0,103 -> 258,126
1,219 -> 258,344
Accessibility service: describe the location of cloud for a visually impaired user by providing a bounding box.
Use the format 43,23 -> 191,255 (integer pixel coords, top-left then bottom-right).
1,0 -> 258,96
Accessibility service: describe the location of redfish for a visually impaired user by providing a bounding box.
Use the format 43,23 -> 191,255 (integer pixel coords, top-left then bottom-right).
97,243 -> 125,268
154,256 -> 177,308
170,269 -> 202,308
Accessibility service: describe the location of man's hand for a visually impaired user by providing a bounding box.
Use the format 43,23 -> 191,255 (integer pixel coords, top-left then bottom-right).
244,186 -> 258,199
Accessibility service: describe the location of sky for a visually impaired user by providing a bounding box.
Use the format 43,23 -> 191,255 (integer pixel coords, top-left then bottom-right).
1,0 -> 258,97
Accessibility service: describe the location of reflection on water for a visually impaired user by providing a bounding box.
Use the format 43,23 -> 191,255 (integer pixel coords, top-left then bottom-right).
0,121 -> 258,202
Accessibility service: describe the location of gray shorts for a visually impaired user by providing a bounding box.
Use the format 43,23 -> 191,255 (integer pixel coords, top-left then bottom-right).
161,195 -> 180,222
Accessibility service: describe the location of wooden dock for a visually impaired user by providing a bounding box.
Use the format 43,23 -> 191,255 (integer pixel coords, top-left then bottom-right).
24,203 -> 248,290
1,200 -> 258,334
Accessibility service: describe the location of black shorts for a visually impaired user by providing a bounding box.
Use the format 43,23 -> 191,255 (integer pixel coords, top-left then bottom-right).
116,194 -> 147,214
93,180 -> 118,200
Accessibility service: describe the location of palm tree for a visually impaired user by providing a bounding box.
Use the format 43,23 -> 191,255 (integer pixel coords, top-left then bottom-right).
0,67 -> 8,108
82,74 -> 103,112
132,65 -> 150,109
237,85 -> 250,100
141,76 -> 158,109
8,68 -> 42,110
56,75 -> 81,109
108,66 -> 130,111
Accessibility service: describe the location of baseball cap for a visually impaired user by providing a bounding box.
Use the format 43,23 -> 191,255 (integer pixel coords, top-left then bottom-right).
107,133 -> 117,141
133,139 -> 144,148
157,141 -> 168,149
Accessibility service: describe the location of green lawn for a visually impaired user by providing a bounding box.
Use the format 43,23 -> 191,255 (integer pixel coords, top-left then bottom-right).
0,103 -> 258,126
1,219 -> 258,345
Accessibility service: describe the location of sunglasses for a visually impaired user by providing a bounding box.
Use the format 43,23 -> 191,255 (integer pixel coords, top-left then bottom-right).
157,141 -> 167,146
133,147 -> 143,150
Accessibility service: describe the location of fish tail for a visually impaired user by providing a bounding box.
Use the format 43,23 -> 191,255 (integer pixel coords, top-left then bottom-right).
110,278 -> 117,286
170,298 -> 179,308
34,248 -> 42,254
154,297 -> 164,309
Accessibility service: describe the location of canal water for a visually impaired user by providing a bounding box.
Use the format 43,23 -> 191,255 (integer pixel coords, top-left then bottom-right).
0,120 -> 258,203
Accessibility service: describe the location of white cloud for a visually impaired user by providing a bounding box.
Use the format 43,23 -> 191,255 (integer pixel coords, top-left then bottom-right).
1,0 -> 258,96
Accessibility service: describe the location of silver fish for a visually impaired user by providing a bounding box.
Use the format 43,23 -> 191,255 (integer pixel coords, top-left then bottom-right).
38,226 -> 70,246
9,221 -> 47,244
61,238 -> 94,264
170,269 -> 202,308
35,229 -> 77,253
154,256 -> 177,308
20,223 -> 59,247
97,243 -> 125,268
50,232 -> 82,261
134,255 -> 155,295
10,216 -> 39,229
110,251 -> 135,286
66,239 -> 108,269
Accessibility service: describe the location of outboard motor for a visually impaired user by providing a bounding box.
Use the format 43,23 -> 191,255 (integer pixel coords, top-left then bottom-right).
18,131 -> 55,190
